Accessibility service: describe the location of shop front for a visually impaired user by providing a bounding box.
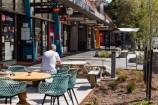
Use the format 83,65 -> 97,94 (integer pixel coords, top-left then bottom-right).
0,0 -> 25,65
0,0 -> 55,65
1,12 -> 15,61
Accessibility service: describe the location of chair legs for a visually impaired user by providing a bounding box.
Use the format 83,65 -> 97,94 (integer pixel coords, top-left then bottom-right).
42,94 -> 46,105
51,96 -> 53,105
68,88 -> 79,105
42,94 -> 69,105
72,88 -> 79,104
10,97 -> 12,104
5,98 -> 8,104
67,89 -> 74,105
5,97 -> 12,104
63,94 -> 69,105
53,97 -> 56,105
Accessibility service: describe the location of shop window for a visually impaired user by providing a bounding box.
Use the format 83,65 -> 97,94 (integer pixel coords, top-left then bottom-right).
42,21 -> 48,52
15,0 -> 25,13
35,19 -> 42,60
2,0 -> 13,10
1,13 -> 15,61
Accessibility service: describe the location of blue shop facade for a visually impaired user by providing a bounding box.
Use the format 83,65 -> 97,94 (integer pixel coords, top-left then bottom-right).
0,0 -> 60,65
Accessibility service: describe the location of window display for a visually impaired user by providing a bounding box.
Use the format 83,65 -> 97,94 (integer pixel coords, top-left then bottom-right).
1,13 -> 15,61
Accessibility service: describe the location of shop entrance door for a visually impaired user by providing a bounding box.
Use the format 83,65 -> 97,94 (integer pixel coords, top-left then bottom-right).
17,16 -> 33,61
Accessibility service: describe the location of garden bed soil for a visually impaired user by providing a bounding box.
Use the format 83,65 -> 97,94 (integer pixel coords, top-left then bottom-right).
81,70 -> 158,105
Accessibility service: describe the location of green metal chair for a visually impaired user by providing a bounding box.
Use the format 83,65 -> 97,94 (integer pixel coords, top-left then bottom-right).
6,65 -> 27,72
57,65 -> 70,74
45,66 -> 70,83
0,77 -> 27,104
67,70 -> 79,105
38,73 -> 70,105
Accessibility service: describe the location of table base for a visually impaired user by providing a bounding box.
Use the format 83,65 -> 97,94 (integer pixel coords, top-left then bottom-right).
17,92 -> 31,105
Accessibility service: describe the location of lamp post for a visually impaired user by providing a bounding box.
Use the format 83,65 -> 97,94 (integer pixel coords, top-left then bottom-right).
146,0 -> 153,101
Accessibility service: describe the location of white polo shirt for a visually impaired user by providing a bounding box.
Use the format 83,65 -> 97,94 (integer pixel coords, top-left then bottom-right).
41,50 -> 61,74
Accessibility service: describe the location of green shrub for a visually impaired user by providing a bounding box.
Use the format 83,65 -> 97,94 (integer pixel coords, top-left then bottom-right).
117,74 -> 127,82
99,51 -> 111,58
84,95 -> 98,105
134,100 -> 155,105
126,80 -> 136,93
108,81 -> 118,90
116,68 -> 124,75
84,102 -> 93,105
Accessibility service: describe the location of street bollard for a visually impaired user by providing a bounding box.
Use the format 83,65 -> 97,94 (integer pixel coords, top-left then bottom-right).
95,49 -> 99,57
111,51 -> 116,78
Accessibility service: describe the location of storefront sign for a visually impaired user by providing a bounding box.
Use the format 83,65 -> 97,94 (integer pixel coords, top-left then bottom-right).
60,16 -> 67,21
67,17 -> 84,21
30,2 -> 59,6
2,14 -> 13,22
34,7 -> 66,13
2,15 -> 5,21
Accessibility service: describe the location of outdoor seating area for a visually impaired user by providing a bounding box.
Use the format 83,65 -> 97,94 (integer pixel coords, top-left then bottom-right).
0,65 -> 94,105
0,51 -> 113,105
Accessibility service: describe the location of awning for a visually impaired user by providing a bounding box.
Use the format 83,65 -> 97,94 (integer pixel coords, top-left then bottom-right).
118,28 -> 139,32
58,0 -> 114,26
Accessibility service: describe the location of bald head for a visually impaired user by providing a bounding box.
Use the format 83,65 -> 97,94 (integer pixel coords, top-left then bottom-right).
50,44 -> 56,51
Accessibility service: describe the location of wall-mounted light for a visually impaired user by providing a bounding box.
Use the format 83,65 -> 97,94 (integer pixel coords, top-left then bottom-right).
66,8 -> 73,15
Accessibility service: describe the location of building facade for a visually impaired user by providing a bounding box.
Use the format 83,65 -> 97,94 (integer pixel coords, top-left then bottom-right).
0,0 -> 114,66
0,0 -> 55,66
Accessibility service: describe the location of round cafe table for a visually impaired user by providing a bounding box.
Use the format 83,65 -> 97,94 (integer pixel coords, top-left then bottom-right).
7,72 -> 52,105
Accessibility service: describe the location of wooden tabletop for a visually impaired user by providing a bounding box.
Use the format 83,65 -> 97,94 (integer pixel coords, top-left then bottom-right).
6,72 -> 52,81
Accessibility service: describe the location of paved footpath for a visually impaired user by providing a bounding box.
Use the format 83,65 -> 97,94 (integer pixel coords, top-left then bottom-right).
0,51 -> 143,105
61,51 -> 143,70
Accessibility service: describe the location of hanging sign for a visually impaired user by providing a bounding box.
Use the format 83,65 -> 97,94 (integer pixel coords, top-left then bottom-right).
60,16 -> 67,21
34,7 -> 66,13
30,2 -> 59,6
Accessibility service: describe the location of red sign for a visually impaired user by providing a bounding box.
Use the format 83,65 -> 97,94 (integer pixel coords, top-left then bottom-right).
100,32 -> 105,46
34,7 -> 66,13
2,15 -> 5,21
60,16 -> 67,21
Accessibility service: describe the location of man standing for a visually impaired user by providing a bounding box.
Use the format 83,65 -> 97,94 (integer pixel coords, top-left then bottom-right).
41,44 -> 61,74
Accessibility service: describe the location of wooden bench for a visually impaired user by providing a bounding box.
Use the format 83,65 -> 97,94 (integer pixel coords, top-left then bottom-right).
85,64 -> 111,87
85,65 -> 107,78
87,70 -> 101,87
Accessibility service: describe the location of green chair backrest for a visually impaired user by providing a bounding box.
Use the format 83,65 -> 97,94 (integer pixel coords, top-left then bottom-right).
57,65 -> 70,73
68,70 -> 78,89
6,65 -> 27,72
0,77 -> 26,96
38,73 -> 70,96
